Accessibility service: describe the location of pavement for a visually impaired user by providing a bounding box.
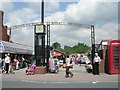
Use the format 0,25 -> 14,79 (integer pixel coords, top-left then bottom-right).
1,64 -> 120,88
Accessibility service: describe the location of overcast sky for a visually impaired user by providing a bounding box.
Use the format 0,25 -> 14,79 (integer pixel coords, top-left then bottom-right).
1,0 -> 119,48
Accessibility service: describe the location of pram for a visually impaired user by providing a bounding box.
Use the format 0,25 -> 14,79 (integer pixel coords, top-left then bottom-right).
85,60 -> 92,73
26,60 -> 36,75
49,57 -> 59,73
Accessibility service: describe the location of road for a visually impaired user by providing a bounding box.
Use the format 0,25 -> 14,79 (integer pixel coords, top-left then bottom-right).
2,80 -> 119,88
1,64 -> 119,88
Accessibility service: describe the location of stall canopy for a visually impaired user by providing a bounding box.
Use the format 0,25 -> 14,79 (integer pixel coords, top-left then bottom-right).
0,40 -> 33,54
52,49 -> 62,57
53,53 -> 62,57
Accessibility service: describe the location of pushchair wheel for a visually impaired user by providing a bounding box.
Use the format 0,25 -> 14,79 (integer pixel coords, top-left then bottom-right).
31,72 -> 34,75
65,75 -> 69,78
26,72 -> 29,75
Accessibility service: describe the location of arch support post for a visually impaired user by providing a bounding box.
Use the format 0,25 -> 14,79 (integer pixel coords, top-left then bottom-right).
91,25 -> 95,74
91,25 -> 95,65
46,24 -> 50,72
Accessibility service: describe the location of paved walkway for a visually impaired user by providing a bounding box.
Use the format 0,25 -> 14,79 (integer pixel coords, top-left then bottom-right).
1,64 -> 119,83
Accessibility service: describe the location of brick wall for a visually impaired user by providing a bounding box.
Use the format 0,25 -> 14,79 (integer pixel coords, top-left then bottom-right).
0,11 -> 9,41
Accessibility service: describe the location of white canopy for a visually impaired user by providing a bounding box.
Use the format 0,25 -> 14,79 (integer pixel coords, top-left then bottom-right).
0,40 -> 33,54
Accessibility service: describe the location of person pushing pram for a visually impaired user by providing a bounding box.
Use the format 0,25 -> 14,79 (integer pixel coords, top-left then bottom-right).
49,56 -> 59,73
26,60 -> 36,75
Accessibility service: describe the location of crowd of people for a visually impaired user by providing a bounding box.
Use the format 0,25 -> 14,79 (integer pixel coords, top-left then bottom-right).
0,53 -> 28,74
0,52 -> 101,76
58,53 -> 92,68
54,52 -> 101,77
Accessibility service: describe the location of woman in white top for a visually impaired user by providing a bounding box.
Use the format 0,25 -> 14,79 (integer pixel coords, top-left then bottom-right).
65,55 -> 73,78
93,53 -> 101,75
4,54 -> 11,74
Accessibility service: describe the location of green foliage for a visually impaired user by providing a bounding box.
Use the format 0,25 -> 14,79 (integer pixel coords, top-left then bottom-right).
51,42 -> 90,54
52,42 -> 61,49
52,42 -> 63,51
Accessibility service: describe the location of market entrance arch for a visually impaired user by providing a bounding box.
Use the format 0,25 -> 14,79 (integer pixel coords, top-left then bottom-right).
8,22 -> 95,72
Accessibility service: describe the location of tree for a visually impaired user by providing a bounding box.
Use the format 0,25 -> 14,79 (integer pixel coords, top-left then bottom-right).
64,45 -> 73,55
51,42 -> 90,55
64,43 -> 90,54
52,42 -> 62,51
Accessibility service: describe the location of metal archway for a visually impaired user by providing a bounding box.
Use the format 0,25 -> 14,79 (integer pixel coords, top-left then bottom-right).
8,22 -> 91,30
8,22 -> 95,67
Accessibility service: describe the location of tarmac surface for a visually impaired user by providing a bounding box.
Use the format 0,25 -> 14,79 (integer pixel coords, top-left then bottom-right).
1,64 -> 120,88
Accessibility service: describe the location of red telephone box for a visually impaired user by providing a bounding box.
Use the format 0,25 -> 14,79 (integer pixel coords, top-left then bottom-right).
97,40 -> 120,74
109,40 -> 120,74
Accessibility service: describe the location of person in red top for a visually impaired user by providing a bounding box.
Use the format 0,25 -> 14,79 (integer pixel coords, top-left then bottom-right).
14,55 -> 19,70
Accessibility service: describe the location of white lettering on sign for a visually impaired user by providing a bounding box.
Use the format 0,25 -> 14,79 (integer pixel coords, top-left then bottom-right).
102,42 -> 108,45
111,43 -> 120,45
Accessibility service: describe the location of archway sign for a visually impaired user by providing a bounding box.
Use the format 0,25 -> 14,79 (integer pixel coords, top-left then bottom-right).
8,22 -> 95,71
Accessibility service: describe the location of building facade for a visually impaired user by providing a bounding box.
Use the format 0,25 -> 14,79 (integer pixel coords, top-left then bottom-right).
0,11 -> 9,41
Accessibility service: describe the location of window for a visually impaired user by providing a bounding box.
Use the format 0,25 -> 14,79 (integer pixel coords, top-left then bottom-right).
113,47 -> 119,70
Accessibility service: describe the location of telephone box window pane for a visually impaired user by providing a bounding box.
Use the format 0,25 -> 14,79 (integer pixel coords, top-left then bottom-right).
113,47 -> 120,70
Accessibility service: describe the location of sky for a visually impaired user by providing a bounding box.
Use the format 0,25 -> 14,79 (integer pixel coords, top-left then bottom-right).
0,0 -> 119,48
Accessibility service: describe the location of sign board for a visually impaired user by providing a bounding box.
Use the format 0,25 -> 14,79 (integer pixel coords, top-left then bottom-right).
111,43 -> 120,45
102,42 -> 108,45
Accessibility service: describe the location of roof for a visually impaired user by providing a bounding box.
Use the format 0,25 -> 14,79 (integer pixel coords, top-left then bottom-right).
52,49 -> 64,54
52,49 -> 63,56
97,40 -> 120,50
0,40 -> 33,54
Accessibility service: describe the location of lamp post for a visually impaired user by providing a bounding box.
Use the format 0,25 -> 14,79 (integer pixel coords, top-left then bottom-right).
41,0 -> 45,66
35,0 -> 45,66
42,0 -> 44,23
